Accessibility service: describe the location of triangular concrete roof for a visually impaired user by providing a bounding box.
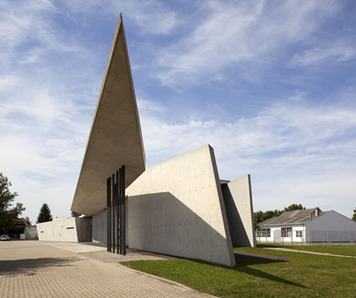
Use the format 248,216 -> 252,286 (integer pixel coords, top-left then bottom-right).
71,14 -> 145,216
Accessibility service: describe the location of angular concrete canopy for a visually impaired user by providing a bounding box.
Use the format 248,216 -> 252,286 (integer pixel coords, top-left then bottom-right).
71,14 -> 145,216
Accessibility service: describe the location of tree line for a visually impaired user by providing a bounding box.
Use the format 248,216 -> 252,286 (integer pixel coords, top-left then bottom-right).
1,172 -> 53,234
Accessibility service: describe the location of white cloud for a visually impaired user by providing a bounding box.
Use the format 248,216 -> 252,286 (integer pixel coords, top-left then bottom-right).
290,42 -> 356,66
154,0 -> 339,87
64,0 -> 178,35
139,96 -> 356,217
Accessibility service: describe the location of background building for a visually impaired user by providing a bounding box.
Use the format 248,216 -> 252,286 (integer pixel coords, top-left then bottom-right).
257,208 -> 356,244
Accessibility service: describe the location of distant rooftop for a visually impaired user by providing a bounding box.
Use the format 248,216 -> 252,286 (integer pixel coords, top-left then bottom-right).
260,208 -> 328,227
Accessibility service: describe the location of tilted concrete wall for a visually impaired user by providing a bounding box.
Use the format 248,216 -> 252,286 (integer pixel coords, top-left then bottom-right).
126,145 -> 236,267
221,175 -> 255,247
37,217 -> 92,242
92,210 -> 107,243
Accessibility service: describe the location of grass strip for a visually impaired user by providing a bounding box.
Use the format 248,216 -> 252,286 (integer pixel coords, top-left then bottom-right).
123,247 -> 356,297
255,243 -> 356,256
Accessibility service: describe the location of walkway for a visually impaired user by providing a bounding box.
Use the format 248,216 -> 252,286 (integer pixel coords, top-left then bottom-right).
265,247 -> 356,258
0,241 -> 214,297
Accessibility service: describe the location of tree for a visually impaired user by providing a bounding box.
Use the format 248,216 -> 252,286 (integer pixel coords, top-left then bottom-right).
25,216 -> 32,226
284,203 -> 305,211
0,172 -> 25,233
37,203 -> 53,223
352,207 -> 356,222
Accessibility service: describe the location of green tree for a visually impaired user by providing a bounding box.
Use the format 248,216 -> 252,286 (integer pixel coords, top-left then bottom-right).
0,172 -> 25,233
25,216 -> 32,226
37,203 -> 53,223
352,207 -> 356,222
284,203 -> 305,211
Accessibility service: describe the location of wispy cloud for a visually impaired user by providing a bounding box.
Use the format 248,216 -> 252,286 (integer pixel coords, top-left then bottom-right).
290,42 -> 356,66
64,0 -> 179,35
139,93 -> 356,215
1,0 -> 355,222
154,0 -> 339,87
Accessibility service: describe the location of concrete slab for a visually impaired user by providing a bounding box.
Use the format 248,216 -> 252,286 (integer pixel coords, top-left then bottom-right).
221,175 -> 255,247
71,14 -> 145,216
125,145 -> 236,267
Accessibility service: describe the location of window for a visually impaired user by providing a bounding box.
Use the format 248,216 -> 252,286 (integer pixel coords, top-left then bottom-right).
296,230 -> 303,238
281,227 -> 292,237
262,228 -> 271,237
259,228 -> 270,237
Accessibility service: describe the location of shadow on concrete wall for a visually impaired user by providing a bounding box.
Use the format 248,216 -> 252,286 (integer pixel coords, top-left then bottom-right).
0,257 -> 77,276
128,192 -> 234,266
222,186 -> 250,247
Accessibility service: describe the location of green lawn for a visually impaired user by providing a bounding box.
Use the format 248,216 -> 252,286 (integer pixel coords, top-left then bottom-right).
256,243 -> 356,256
123,247 -> 356,297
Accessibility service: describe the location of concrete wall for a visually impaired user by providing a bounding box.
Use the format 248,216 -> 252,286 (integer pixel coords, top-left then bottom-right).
24,226 -> 38,239
76,217 -> 92,242
221,175 -> 255,247
126,145 -> 236,267
37,217 -> 92,242
306,211 -> 356,242
92,210 -> 107,243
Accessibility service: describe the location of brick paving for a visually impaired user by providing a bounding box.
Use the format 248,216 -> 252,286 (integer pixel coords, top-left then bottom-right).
0,241 -> 214,298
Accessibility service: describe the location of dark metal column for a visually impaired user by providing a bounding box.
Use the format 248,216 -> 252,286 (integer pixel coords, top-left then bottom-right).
116,170 -> 120,254
112,173 -> 115,253
107,165 -> 126,255
106,177 -> 111,252
120,165 -> 126,255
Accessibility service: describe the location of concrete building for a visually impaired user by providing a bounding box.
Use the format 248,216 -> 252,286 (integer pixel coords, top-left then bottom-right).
257,208 -> 356,244
40,14 -> 255,267
37,217 -> 92,242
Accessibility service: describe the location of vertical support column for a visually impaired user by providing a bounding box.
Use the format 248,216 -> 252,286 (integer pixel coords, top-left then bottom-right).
116,170 -> 120,254
106,177 -> 111,252
112,173 -> 115,253
121,165 -> 126,255
106,166 -> 126,255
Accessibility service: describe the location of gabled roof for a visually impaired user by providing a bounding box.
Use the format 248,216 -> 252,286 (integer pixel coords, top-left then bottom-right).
71,14 -> 145,216
260,208 -> 328,227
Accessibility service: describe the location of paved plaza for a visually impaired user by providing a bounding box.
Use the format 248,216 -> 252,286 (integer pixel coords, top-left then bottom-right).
0,241 -> 214,297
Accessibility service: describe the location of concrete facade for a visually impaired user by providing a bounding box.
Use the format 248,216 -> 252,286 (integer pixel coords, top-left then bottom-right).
221,175 -> 255,247
63,14 -> 255,267
37,217 -> 92,242
124,145 -> 235,267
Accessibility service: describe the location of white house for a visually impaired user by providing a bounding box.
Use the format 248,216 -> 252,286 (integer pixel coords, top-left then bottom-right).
257,208 -> 356,244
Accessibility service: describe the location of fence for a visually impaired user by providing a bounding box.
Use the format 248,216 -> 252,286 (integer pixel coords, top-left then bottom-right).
256,230 -> 356,244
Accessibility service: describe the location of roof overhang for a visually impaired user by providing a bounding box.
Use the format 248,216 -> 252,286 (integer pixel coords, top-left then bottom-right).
71,14 -> 145,216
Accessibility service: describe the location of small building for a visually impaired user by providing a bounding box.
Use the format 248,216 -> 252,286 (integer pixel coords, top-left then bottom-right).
257,208 -> 356,243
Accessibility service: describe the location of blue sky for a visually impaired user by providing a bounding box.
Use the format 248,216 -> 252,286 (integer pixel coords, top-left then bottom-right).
1,0 -> 355,223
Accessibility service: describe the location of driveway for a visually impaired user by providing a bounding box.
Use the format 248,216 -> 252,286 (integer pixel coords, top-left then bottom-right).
0,241 -> 213,297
